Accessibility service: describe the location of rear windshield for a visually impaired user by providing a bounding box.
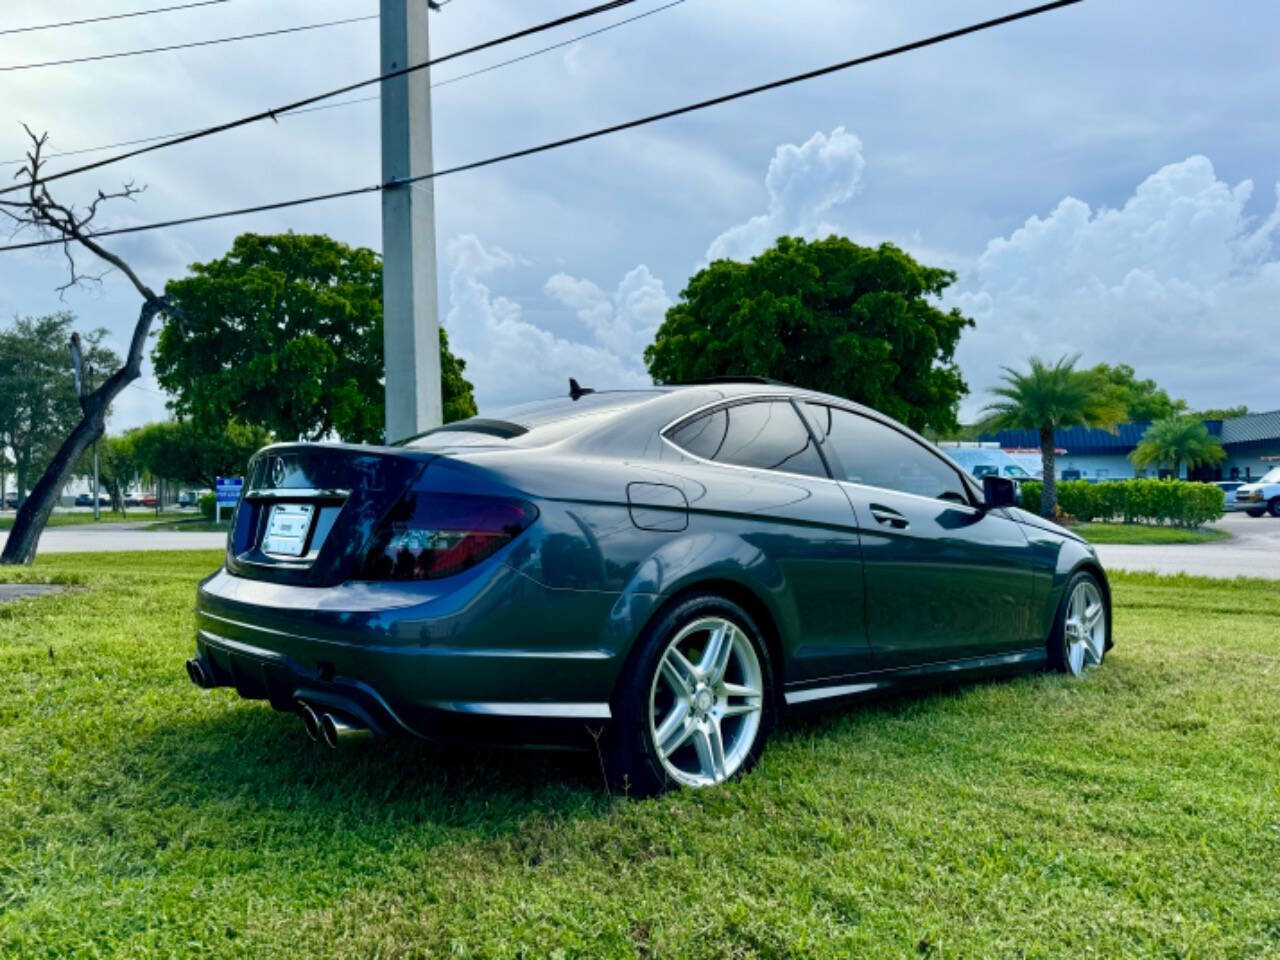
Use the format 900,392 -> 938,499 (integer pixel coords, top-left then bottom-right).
404,390 -> 661,449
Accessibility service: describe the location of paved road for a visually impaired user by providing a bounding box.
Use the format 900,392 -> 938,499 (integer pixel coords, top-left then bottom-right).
1095,511 -> 1280,580
0,522 -> 225,554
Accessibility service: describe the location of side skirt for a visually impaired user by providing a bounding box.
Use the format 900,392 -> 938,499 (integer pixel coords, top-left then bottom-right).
784,648 -> 1046,709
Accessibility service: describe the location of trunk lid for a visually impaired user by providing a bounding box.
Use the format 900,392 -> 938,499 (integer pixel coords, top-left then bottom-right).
226,443 -> 432,587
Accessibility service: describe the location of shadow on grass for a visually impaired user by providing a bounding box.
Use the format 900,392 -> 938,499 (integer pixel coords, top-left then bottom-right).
125,702 -> 613,837
781,665 -> 1052,737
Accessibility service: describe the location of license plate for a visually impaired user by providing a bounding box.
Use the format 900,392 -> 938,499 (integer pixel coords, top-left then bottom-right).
262,504 -> 315,557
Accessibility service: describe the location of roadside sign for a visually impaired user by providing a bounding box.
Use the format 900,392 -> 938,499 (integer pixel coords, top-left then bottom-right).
216,476 -> 243,506
215,476 -> 243,524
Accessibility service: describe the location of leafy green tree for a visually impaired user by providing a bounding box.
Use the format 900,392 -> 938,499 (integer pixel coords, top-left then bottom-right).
979,355 -> 1126,517
1130,415 -> 1226,478
1088,362 -> 1186,422
76,432 -> 146,516
154,233 -> 476,443
131,419 -> 272,490
0,314 -> 119,509
644,236 -> 973,432
1193,405 -> 1248,421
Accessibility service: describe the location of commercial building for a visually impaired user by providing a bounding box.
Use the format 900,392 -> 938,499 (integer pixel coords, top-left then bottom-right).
981,410 -> 1280,482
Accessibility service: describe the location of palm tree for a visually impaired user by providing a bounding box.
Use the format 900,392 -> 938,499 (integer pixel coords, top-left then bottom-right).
1130,415 -> 1225,479
979,355 -> 1126,517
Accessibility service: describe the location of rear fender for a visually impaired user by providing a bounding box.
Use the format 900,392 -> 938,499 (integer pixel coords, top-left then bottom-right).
601,530 -> 799,675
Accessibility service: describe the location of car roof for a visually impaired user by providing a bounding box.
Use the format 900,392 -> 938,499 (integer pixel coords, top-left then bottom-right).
406,379 -> 937,464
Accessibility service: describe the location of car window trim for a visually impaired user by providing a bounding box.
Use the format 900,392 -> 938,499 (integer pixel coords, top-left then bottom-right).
661,392 -> 983,507
661,396 -> 834,482
798,401 -> 980,509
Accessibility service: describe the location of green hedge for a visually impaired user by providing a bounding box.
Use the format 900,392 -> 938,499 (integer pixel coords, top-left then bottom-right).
1020,479 -> 1224,527
198,493 -> 216,520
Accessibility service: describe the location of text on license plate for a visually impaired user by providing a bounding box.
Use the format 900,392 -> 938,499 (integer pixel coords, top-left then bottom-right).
263,503 -> 315,557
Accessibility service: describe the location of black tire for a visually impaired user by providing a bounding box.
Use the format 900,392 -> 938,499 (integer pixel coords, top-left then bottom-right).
1246,508 -> 1266,518
606,593 -> 776,797
1048,570 -> 1109,675
1269,499 -> 1280,518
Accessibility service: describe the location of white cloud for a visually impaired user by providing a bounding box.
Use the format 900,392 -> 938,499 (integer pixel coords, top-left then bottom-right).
543,264 -> 671,361
563,42 -> 585,75
953,156 -> 1280,416
705,126 -> 865,263
444,234 -> 649,411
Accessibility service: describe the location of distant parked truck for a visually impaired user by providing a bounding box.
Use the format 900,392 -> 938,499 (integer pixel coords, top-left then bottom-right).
1234,467 -> 1280,517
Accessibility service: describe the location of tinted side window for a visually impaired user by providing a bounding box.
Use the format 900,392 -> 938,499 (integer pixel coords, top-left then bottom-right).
668,401 -> 827,478
804,404 -> 969,503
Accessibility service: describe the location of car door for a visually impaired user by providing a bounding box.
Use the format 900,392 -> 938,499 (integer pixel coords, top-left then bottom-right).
801,403 -> 1037,670
664,398 -> 872,681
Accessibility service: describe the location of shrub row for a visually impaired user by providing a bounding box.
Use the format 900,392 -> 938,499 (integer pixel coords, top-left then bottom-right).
1020,479 -> 1225,527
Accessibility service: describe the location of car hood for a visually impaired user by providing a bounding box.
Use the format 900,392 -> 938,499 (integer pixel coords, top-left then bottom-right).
1005,507 -> 1087,544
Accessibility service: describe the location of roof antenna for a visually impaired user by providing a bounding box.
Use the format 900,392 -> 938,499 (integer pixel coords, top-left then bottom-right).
569,377 -> 594,401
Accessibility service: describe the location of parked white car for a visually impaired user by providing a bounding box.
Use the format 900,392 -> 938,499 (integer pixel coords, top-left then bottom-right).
1235,467 -> 1280,517
936,444 -> 1035,482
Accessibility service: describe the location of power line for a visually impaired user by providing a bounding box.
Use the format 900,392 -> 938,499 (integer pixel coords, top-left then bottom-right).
0,1 -> 232,37
0,0 -> 686,167
0,13 -> 378,74
125,381 -> 168,397
0,0 -> 1084,255
0,0 -> 635,195
433,0 -> 683,89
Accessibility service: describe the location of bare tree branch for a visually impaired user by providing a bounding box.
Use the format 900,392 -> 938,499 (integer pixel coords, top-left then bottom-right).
1,125 -> 173,564
5,125 -> 156,300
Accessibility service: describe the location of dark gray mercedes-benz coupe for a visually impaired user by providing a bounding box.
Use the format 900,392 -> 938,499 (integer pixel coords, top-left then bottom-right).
189,379 -> 1111,793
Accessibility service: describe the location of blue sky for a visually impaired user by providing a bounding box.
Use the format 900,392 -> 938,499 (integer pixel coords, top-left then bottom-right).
2,0 -> 1278,432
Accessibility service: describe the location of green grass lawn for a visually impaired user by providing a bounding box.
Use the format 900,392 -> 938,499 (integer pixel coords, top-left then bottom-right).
1071,522 -> 1232,545
0,511 -> 135,531
0,511 -> 193,531
1,553 -> 1277,958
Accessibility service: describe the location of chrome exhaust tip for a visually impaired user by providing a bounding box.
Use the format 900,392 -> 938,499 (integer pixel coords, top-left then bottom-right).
319,712 -> 372,749
186,657 -> 211,689
297,702 -> 322,743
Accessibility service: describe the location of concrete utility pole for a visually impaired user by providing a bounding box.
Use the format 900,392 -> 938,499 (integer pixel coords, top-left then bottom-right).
380,0 -> 442,444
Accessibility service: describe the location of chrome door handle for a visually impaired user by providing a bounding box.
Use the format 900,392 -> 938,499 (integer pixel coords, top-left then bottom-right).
869,504 -> 908,529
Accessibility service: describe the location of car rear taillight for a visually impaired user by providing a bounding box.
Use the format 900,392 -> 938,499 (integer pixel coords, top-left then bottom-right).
358,493 -> 537,581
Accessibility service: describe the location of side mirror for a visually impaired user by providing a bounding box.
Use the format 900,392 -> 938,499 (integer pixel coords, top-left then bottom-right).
982,474 -> 1017,510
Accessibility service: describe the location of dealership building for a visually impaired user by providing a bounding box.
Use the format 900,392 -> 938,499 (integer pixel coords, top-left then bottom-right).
981,409 -> 1280,482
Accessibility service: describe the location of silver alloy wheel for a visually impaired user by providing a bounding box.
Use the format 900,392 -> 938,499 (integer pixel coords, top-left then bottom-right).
648,616 -> 764,787
1063,579 -> 1106,676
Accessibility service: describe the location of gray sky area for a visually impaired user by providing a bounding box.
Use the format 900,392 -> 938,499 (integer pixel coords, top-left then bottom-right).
2,0 -> 1278,430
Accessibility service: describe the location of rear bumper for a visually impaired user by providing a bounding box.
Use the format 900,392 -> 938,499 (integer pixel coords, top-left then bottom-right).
193,561 -> 627,744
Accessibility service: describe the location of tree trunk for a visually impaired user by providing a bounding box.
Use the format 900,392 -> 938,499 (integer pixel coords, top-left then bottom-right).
1039,426 -> 1057,518
1,298 -> 164,565
1,405 -> 107,563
